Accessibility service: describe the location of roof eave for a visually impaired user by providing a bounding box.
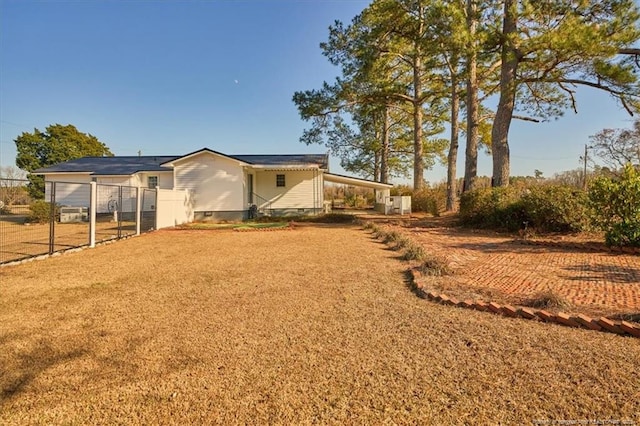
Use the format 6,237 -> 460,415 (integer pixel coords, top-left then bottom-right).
32,171 -> 93,175
162,148 -> 251,167
248,165 -> 324,170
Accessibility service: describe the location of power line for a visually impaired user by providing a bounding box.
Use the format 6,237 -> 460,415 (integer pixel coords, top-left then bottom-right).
0,120 -> 28,128
511,154 -> 577,161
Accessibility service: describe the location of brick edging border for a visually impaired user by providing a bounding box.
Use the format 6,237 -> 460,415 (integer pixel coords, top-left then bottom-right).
409,268 -> 640,339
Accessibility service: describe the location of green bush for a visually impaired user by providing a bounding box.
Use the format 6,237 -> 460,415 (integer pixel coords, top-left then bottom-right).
520,186 -> 590,233
589,164 -> 640,247
459,185 -> 590,233
401,243 -> 427,261
412,188 -> 443,216
459,187 -> 523,230
392,184 -> 447,216
27,200 -> 59,224
382,230 -> 401,244
390,185 -> 413,196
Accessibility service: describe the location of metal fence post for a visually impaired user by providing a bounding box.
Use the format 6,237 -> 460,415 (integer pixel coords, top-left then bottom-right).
154,189 -> 158,231
49,181 -> 56,254
117,186 -> 123,239
89,182 -> 97,247
136,187 -> 141,235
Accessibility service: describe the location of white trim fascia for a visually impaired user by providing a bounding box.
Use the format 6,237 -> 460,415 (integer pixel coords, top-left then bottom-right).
163,149 -> 250,167
35,171 -> 93,176
248,165 -> 322,171
323,173 -> 394,190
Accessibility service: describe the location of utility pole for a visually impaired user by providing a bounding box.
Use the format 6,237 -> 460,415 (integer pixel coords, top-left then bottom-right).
583,144 -> 587,189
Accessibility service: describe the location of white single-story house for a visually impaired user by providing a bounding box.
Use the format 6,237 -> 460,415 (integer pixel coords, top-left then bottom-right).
35,148 -> 393,221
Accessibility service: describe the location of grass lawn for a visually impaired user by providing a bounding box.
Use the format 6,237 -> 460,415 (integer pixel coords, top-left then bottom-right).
1,225 -> 639,424
0,215 -> 135,264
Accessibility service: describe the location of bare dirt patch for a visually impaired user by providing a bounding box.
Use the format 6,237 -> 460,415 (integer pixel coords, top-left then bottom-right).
1,225 -> 639,424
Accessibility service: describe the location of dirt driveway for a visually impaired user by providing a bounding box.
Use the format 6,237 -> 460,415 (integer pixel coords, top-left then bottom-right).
1,225 -> 639,424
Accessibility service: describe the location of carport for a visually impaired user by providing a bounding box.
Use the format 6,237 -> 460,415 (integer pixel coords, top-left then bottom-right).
323,172 -> 394,213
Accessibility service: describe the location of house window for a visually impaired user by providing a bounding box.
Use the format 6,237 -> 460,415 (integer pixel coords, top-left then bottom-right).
148,176 -> 158,189
276,174 -> 285,187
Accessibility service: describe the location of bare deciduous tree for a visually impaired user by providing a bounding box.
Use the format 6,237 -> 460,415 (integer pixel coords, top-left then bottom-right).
589,119 -> 640,171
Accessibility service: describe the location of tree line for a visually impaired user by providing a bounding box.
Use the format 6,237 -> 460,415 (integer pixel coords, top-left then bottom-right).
293,0 -> 640,210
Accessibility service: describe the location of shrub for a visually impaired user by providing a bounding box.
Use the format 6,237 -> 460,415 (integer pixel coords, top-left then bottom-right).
391,235 -> 411,251
27,200 -> 59,224
394,184 -> 447,216
412,188 -> 441,216
523,291 -> 572,311
589,164 -> 640,247
382,230 -> 402,245
401,243 -> 427,261
520,186 -> 590,233
362,221 -> 374,230
373,227 -> 386,239
390,185 -> 413,196
459,185 -> 590,233
459,187 -> 524,230
419,255 -> 453,276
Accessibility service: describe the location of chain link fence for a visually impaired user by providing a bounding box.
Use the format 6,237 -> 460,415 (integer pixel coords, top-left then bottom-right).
0,179 -> 157,265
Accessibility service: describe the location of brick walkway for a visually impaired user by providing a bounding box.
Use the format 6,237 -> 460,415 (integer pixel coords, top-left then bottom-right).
403,224 -> 640,317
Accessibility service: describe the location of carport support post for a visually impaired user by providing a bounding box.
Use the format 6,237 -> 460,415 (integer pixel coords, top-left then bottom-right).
135,187 -> 141,236
89,182 -> 97,248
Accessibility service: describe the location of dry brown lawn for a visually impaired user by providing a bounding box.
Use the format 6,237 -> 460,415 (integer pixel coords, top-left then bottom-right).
0,217 -> 135,264
1,224 -> 639,424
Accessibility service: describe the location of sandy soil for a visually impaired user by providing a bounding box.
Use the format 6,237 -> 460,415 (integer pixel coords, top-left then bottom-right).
1,225 -> 639,424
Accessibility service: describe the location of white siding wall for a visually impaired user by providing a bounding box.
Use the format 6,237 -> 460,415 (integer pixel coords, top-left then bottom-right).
254,170 -> 323,209
136,171 -> 173,189
94,176 -> 136,186
44,174 -> 140,212
44,174 -> 92,184
174,153 -> 245,211
43,174 -> 92,207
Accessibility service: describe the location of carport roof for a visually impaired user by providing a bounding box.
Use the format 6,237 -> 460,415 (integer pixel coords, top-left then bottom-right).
323,173 -> 393,190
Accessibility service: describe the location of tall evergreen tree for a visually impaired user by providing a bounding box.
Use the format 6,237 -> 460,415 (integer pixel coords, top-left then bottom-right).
294,0 -> 449,188
490,0 -> 640,186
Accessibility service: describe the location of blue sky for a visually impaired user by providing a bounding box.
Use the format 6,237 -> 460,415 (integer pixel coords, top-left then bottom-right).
1,0 -> 637,184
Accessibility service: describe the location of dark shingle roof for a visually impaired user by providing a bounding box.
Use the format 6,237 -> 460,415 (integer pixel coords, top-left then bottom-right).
233,154 -> 328,169
34,156 -> 180,175
34,150 -> 329,175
